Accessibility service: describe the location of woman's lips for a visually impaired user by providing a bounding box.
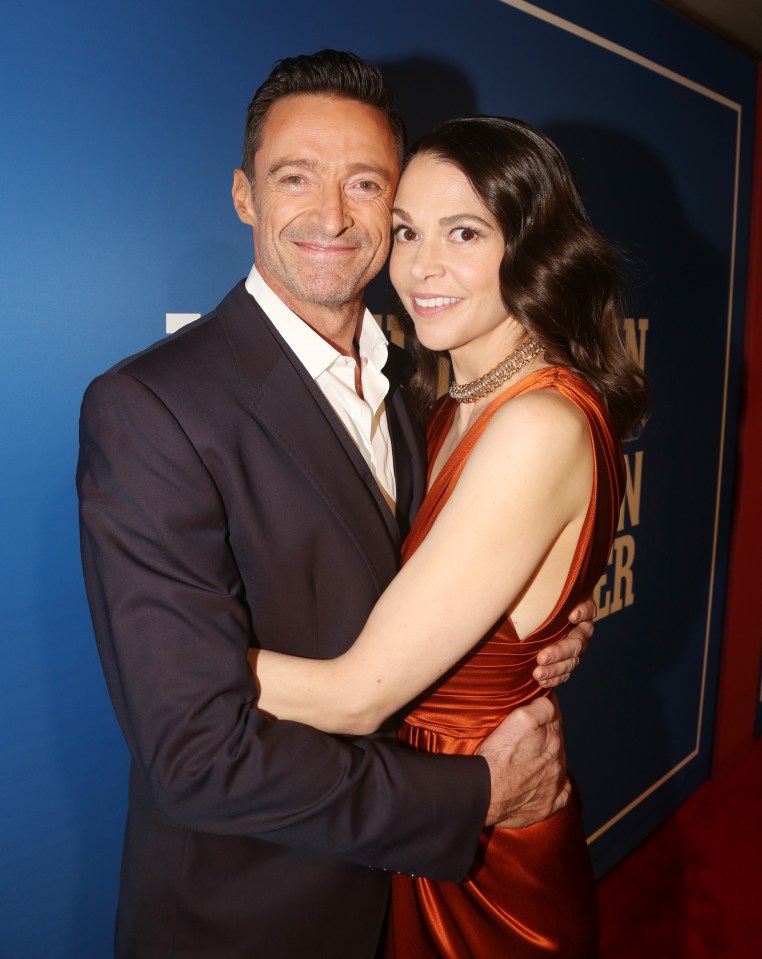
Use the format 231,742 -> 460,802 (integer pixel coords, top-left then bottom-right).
409,294 -> 462,316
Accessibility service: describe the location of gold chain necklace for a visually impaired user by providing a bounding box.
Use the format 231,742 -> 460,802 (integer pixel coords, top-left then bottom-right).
449,338 -> 544,404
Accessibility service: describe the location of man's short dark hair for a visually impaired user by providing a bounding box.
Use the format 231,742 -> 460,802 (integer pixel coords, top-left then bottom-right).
241,49 -> 406,179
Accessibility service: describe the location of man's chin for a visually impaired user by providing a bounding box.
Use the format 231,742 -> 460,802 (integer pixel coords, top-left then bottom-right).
286,271 -> 371,311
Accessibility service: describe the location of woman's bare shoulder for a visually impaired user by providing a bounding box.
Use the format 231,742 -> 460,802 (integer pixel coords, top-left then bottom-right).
477,385 -> 590,464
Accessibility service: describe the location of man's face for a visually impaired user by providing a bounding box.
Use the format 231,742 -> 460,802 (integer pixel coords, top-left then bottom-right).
233,94 -> 400,319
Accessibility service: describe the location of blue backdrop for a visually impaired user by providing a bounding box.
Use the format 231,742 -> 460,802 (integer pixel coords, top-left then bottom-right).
0,1 -> 755,955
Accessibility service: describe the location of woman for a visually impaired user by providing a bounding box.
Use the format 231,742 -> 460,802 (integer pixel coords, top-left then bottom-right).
252,117 -> 648,956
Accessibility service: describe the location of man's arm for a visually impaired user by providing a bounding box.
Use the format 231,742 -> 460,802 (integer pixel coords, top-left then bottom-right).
77,370 -> 490,881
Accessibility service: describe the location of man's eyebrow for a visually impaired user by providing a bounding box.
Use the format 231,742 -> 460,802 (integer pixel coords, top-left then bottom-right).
268,158 -> 393,181
268,157 -> 319,176
344,162 -> 393,181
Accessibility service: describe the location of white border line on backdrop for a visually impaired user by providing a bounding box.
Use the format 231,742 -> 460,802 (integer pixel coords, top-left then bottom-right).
496,0 -> 742,844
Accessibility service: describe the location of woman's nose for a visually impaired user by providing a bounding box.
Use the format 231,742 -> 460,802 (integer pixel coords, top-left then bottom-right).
409,239 -> 445,279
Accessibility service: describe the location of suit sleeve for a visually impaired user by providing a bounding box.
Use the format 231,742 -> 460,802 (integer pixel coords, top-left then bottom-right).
77,370 -> 490,881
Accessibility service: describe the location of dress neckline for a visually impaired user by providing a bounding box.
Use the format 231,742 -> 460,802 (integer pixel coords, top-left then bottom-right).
427,366 -> 562,493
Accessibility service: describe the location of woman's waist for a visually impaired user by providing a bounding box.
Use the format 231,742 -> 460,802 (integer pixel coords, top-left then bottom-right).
399,685 -> 550,754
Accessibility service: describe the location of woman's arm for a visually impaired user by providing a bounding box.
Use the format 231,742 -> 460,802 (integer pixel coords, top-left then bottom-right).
253,390 -> 594,734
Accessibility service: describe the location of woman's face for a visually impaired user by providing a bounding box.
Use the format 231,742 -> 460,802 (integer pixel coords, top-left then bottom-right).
390,154 -> 512,358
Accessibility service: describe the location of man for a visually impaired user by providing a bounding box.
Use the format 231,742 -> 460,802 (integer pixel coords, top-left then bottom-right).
78,50 -> 592,958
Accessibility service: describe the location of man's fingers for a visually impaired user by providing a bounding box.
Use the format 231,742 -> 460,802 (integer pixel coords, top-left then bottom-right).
478,691 -> 567,827
569,598 -> 597,624
575,619 -> 594,651
534,654 -> 581,688
536,633 -> 585,668
551,776 -> 572,815
534,631 -> 585,686
520,694 -> 556,727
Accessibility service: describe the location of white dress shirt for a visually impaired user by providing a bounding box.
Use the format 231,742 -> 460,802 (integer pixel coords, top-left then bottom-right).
245,265 -> 396,511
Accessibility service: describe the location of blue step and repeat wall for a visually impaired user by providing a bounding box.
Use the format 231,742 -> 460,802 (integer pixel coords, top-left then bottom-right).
0,0 -> 755,955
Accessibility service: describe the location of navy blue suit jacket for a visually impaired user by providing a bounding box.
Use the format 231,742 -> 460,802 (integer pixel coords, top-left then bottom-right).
77,281 -> 489,958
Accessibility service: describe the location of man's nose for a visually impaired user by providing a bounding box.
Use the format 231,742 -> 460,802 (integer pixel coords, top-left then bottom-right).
314,184 -> 352,236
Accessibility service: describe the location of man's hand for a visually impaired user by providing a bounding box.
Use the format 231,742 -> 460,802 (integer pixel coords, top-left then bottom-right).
533,598 -> 596,688
477,695 -> 569,828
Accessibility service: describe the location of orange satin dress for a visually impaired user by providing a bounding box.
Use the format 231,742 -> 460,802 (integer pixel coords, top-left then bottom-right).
385,367 -> 625,959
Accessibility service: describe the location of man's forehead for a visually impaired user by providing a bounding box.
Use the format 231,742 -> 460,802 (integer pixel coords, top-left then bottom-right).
257,93 -> 398,164
263,91 -> 380,121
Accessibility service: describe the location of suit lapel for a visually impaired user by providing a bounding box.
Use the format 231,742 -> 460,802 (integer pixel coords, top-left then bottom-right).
217,282 -> 403,592
383,347 -> 426,541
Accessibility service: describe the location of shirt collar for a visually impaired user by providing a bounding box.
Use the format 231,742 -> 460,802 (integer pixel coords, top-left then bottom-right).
245,264 -> 389,379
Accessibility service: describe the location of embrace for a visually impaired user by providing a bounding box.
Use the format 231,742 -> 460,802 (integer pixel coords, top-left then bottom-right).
78,50 -> 647,958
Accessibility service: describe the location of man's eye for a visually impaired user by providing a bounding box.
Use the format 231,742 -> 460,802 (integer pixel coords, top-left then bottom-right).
353,179 -> 381,193
283,175 -> 303,185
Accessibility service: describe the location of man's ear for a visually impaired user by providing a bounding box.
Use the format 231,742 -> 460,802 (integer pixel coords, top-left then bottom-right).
232,169 -> 256,225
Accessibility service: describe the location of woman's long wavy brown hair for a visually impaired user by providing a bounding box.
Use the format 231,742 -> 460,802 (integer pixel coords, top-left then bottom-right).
396,116 -> 649,438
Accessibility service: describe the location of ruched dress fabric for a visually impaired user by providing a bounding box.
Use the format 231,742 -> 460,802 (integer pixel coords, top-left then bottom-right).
385,368 -> 624,959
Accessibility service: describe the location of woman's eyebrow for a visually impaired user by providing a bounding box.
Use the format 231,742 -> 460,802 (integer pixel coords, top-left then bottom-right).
438,213 -> 493,228
391,207 -> 493,229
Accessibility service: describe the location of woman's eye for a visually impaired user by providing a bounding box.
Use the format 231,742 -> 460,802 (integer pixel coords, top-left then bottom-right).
392,226 -> 418,243
453,227 -> 478,242
393,225 -> 418,242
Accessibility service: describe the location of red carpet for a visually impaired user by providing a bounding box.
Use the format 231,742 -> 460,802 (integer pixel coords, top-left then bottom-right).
597,737 -> 762,958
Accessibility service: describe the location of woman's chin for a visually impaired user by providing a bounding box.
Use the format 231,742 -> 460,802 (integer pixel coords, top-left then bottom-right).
412,326 -> 455,354
419,339 -> 452,356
